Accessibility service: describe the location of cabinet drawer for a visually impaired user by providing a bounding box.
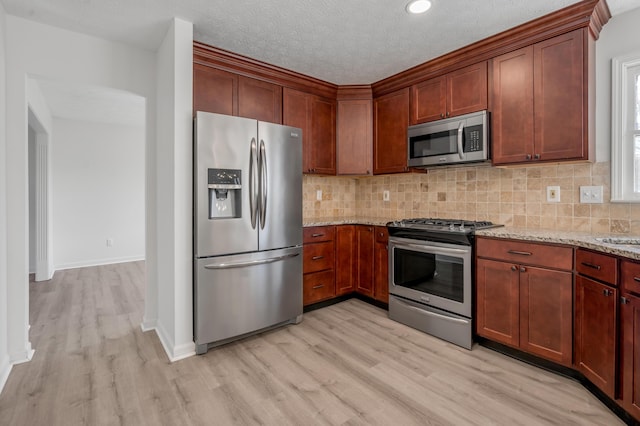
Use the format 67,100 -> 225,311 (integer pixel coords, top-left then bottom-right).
303,242 -> 335,273
576,249 -> 618,285
303,226 -> 335,243
476,238 -> 572,270
622,260 -> 640,295
303,270 -> 335,305
375,226 -> 388,243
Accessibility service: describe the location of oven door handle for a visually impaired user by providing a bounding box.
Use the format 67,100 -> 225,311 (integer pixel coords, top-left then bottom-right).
395,298 -> 469,325
395,242 -> 469,256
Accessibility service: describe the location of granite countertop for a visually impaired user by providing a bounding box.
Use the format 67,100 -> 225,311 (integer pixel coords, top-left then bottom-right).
477,227 -> 640,261
304,218 -> 640,261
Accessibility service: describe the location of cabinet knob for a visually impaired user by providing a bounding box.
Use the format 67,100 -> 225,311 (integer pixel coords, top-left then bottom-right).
534,153 -> 540,160
603,289 -> 613,297
520,267 -> 526,273
511,266 -> 517,271
446,111 -> 450,117
440,113 -> 445,119
526,154 -> 532,160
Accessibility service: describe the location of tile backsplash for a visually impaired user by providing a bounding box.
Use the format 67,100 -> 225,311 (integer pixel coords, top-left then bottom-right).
303,162 -> 640,234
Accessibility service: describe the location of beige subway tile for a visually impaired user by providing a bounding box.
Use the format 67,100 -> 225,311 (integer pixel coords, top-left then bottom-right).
527,168 -> 542,179
557,166 -> 573,178
527,178 -> 541,191
487,191 -> 500,202
630,220 -> 640,234
541,204 -> 557,217
590,204 -> 610,219
610,203 -> 630,219
573,163 -> 592,178
539,166 -> 558,178
592,161 -> 609,177
574,204 -> 590,218
611,219 -> 630,234
514,202 -> 526,215
513,191 -> 526,203
630,205 -> 640,220
592,218 -> 610,234
557,216 -> 573,230
573,217 -> 591,232
540,215 -> 558,230
514,215 -> 527,227
527,216 -> 541,229
526,203 -> 541,216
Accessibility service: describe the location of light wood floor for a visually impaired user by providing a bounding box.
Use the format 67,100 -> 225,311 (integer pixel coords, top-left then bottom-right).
0,261 -> 624,425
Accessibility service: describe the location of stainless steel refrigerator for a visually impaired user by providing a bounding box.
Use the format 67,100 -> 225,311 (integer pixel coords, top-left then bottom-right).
193,111 -> 303,355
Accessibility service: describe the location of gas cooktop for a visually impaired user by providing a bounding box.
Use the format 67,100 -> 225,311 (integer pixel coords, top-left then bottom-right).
387,218 -> 503,245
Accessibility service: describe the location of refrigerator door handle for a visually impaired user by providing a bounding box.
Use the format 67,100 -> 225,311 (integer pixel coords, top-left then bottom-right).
259,139 -> 267,229
203,252 -> 299,270
249,138 -> 258,229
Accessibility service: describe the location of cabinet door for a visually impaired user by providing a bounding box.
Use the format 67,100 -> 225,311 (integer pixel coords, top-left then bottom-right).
311,96 -> 337,175
283,88 -> 311,173
621,293 -> 640,420
519,266 -> 573,366
337,99 -> 373,175
446,62 -> 487,118
356,226 -> 375,297
238,76 -> 282,124
476,258 -> 520,347
491,46 -> 534,165
374,88 -> 410,174
193,63 -> 237,116
303,270 -> 335,306
410,76 -> 446,124
335,225 -> 357,295
534,29 -> 585,161
575,276 -> 618,398
373,226 -> 389,303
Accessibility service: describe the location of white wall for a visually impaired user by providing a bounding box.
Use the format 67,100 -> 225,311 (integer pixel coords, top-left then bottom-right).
4,16 -> 157,364
153,18 -> 194,361
28,126 -> 36,272
0,0 -> 10,393
52,118 -> 145,269
595,6 -> 640,162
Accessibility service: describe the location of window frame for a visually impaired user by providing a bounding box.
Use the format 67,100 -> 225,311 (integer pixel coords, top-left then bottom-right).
611,51 -> 640,203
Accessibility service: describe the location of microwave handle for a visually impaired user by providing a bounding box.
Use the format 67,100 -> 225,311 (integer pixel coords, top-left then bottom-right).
457,121 -> 465,160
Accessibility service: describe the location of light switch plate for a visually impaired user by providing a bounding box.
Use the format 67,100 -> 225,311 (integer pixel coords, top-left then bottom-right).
316,190 -> 322,201
546,186 -> 560,202
383,190 -> 390,201
579,185 -> 603,203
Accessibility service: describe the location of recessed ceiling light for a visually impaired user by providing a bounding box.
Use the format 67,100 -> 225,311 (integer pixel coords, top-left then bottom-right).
406,0 -> 432,14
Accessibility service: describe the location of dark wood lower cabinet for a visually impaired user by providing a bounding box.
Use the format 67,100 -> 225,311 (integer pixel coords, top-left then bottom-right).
621,292 -> 640,419
575,275 -> 618,398
355,226 -> 374,297
335,225 -> 357,295
519,266 -> 573,366
373,226 -> 389,303
476,258 -> 520,347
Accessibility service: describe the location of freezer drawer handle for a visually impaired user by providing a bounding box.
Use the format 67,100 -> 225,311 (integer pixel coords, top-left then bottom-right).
394,297 -> 468,325
203,253 -> 299,270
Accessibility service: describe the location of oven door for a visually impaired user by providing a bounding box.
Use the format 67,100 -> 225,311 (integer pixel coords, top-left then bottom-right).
389,236 -> 472,317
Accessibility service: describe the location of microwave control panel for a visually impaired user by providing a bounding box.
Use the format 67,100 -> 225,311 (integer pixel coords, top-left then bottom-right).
464,125 -> 483,152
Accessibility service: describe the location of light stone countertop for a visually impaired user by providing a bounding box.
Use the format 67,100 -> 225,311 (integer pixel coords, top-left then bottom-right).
304,218 -> 640,261
476,227 -> 640,261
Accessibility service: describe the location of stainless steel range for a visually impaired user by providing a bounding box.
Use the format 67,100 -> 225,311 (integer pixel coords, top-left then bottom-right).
387,218 -> 502,349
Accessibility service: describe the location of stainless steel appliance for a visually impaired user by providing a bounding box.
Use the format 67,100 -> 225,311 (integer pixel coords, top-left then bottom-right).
387,218 -> 502,349
194,111 -> 303,355
407,110 -> 489,168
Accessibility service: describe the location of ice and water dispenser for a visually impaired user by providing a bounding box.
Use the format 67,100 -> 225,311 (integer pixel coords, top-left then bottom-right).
208,168 -> 241,219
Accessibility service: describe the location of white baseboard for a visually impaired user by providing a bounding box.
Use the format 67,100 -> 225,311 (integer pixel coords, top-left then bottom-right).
10,344 -> 34,365
140,318 -> 157,332
55,255 -> 145,271
0,355 -> 12,395
153,322 -> 195,363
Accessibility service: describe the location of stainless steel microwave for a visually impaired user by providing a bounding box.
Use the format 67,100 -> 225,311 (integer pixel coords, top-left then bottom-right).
407,110 -> 489,168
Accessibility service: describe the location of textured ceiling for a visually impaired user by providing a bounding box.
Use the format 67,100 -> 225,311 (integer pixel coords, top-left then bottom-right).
2,0 -> 637,85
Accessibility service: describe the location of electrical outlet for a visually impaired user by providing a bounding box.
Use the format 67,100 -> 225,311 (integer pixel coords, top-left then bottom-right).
106,238 -> 114,247
546,186 -> 560,202
580,185 -> 604,204
383,190 -> 390,201
316,190 -> 322,201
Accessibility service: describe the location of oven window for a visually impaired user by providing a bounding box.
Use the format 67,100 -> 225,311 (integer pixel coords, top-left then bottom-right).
393,248 -> 463,303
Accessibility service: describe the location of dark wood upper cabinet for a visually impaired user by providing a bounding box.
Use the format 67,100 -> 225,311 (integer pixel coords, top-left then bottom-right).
193,63 -> 237,116
193,65 -> 282,124
373,88 -> 410,175
337,98 -> 373,175
492,29 -> 592,165
237,76 -> 282,124
411,62 -> 487,124
283,88 -> 336,175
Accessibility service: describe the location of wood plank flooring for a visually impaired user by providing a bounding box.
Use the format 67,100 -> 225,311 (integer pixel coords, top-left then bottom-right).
0,261 -> 624,425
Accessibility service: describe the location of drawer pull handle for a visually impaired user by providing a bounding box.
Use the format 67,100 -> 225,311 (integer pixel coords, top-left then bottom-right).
581,262 -> 601,271
312,284 -> 324,289
311,233 -> 324,237
312,256 -> 324,260
507,250 -> 532,256
634,277 -> 640,283
511,266 -> 517,271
